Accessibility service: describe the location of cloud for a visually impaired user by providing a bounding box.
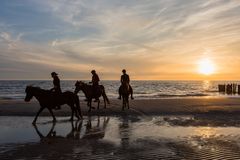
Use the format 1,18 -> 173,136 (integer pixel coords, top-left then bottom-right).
0,0 -> 240,79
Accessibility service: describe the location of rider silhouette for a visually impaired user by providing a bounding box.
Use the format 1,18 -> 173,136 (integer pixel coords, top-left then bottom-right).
50,72 -> 62,110
118,69 -> 134,100
91,70 -> 100,102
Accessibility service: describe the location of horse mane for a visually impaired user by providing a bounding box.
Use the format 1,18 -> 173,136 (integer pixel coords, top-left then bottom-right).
76,81 -> 88,86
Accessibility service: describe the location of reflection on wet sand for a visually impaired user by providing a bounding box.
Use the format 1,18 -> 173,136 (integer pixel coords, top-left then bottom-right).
82,116 -> 110,139
33,120 -> 83,142
33,116 -> 110,142
1,115 -> 240,159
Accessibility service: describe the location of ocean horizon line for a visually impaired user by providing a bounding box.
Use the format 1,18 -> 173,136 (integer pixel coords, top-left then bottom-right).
0,79 -> 240,82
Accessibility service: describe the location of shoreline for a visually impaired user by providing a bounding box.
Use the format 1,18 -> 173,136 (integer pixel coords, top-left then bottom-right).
1,97 -> 240,117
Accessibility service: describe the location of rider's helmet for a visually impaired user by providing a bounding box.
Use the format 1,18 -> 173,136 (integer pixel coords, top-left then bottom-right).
122,69 -> 126,73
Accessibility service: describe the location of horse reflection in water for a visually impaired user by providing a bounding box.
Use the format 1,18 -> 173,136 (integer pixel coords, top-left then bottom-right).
33,121 -> 83,144
33,116 -> 110,142
82,116 -> 110,139
119,116 -> 131,149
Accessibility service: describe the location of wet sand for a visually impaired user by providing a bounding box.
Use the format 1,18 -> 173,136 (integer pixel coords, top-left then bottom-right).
1,97 -> 240,117
1,115 -> 240,159
1,98 -> 240,159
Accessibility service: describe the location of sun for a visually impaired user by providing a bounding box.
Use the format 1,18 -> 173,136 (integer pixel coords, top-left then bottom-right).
198,58 -> 215,75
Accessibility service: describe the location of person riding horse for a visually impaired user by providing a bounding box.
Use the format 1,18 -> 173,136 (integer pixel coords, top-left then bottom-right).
118,69 -> 134,100
90,70 -> 100,102
50,72 -> 62,110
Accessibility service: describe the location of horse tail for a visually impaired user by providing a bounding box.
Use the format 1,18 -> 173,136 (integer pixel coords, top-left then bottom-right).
101,86 -> 110,104
74,94 -> 82,118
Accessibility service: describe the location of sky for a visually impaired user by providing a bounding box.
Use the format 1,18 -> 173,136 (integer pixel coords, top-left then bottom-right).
0,0 -> 240,80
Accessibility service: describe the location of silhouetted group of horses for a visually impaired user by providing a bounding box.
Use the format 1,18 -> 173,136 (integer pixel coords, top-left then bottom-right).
25,81 -> 132,124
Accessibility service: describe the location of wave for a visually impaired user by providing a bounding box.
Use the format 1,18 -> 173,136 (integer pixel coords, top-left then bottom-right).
151,93 -> 209,98
0,97 -> 14,100
1,80 -> 240,100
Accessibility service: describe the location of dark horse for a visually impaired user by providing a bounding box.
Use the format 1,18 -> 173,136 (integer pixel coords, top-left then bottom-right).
25,86 -> 82,124
74,81 -> 110,112
119,83 -> 130,110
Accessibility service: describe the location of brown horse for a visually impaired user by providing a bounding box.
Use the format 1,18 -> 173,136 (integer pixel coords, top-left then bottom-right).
25,86 -> 82,124
74,81 -> 110,112
119,83 -> 130,110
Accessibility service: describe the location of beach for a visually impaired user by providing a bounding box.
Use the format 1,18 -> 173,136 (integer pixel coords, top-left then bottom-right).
1,97 -> 240,116
1,98 -> 240,159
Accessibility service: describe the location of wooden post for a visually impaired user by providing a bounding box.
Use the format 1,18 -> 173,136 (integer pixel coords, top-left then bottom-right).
226,84 -> 233,94
218,84 -> 225,93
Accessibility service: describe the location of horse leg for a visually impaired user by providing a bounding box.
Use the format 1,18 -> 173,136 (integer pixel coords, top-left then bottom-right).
103,96 -> 106,108
47,107 -> 56,122
32,107 -> 45,124
127,96 -> 130,109
76,105 -> 82,119
102,89 -> 110,105
75,110 -> 80,120
67,104 -> 75,121
122,97 -> 124,111
97,99 -> 100,109
88,100 -> 92,112
74,95 -> 82,119
71,104 -> 79,120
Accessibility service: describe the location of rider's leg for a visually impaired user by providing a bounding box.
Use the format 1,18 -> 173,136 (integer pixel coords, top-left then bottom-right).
54,90 -> 61,109
93,85 -> 99,102
130,85 -> 134,99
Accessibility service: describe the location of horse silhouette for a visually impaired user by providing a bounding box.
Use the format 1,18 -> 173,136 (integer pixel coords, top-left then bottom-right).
25,86 -> 82,124
119,83 -> 130,110
74,81 -> 110,112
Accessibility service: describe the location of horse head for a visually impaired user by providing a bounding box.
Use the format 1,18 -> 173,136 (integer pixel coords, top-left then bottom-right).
25,85 -> 34,102
74,81 -> 85,94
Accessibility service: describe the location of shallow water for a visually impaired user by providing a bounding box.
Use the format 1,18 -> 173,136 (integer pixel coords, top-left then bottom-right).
1,80 -> 240,100
1,116 -> 240,145
1,116 -> 240,159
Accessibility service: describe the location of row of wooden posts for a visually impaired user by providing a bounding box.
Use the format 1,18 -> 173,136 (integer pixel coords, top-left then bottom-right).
218,84 -> 240,94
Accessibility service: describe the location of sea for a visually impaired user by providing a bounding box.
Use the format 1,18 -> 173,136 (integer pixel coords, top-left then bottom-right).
0,80 -> 240,100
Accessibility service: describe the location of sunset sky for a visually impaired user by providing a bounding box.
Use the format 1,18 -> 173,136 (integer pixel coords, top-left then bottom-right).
0,0 -> 240,80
